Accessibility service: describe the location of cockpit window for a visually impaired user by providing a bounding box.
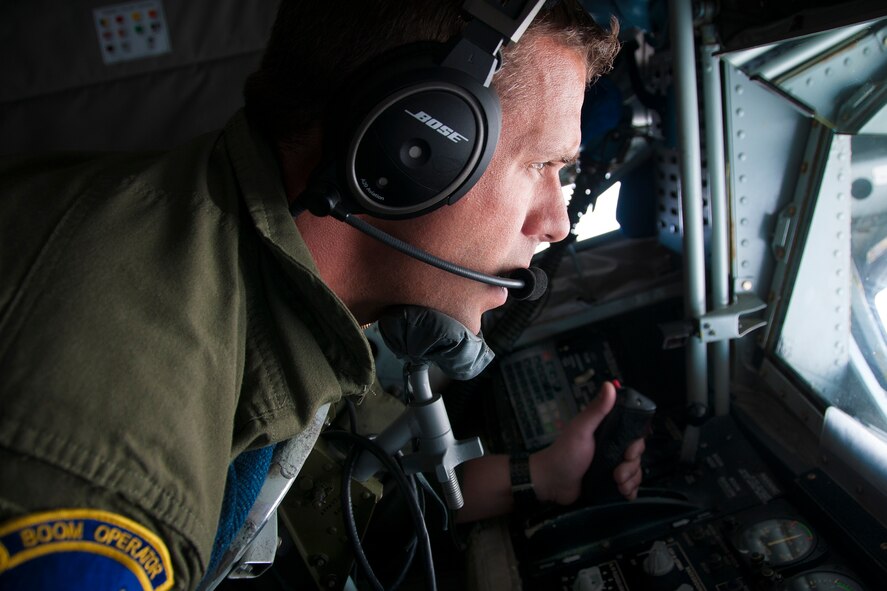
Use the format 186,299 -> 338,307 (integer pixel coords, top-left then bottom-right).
774,132 -> 887,434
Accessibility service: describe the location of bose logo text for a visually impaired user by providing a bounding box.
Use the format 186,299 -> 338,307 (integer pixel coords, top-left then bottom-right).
404,110 -> 469,143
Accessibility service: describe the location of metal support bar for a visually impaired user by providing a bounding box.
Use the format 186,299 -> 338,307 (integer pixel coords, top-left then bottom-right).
702,23 -> 732,416
669,0 -> 709,408
753,22 -> 873,81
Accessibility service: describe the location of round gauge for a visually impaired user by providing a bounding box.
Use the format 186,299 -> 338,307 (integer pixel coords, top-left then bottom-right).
785,570 -> 866,591
736,518 -> 816,565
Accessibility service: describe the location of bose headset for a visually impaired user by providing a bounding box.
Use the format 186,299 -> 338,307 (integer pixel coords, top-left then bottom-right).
295,0 -> 552,300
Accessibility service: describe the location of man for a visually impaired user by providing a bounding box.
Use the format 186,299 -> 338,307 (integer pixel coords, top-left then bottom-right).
0,1 -> 643,589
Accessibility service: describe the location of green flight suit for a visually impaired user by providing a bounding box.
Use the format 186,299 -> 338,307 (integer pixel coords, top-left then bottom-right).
0,110 -> 374,589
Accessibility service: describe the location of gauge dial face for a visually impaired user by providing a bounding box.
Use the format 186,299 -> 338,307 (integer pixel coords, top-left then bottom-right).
785,571 -> 865,591
736,518 -> 816,565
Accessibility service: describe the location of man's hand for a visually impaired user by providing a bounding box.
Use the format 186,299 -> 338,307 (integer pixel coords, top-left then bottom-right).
530,381 -> 646,505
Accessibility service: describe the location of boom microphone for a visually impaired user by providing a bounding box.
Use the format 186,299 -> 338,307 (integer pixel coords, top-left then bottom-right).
340,211 -> 548,302
293,187 -> 549,301
507,266 -> 548,301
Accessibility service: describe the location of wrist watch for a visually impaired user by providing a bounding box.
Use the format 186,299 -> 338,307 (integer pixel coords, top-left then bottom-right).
510,452 -> 538,511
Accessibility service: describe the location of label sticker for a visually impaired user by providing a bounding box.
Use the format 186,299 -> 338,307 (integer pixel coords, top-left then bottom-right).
0,509 -> 173,590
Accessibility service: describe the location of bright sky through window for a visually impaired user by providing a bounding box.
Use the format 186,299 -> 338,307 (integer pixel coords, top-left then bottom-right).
875,288 -> 887,332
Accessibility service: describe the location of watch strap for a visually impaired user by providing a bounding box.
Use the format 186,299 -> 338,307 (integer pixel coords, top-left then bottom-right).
510,452 -> 537,511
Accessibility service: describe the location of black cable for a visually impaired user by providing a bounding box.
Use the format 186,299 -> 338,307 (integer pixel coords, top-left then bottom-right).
340,444 -> 384,591
387,473 -> 420,591
324,429 -> 437,591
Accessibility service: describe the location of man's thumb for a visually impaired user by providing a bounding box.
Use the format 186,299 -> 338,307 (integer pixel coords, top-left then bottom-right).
581,381 -> 617,433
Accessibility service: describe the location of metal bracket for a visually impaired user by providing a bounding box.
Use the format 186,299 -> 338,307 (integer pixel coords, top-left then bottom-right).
196,403 -> 331,590
659,293 -> 768,348
699,293 -> 768,343
227,513 -> 278,579
771,201 -> 800,262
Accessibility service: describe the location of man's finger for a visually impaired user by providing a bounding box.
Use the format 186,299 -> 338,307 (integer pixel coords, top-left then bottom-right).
617,467 -> 643,498
613,460 -> 641,486
624,438 -> 646,462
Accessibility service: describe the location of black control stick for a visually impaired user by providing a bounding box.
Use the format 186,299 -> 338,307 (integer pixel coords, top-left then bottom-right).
583,385 -> 656,502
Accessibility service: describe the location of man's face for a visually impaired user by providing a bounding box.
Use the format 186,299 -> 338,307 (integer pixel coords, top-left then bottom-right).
371,37 -> 586,333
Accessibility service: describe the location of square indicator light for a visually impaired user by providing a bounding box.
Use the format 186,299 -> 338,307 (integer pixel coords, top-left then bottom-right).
93,0 -> 171,65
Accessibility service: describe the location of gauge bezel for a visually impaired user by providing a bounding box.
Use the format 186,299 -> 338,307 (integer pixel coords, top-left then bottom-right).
733,516 -> 819,567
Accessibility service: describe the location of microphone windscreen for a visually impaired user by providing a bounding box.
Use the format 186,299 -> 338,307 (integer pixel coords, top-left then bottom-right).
507,267 -> 548,301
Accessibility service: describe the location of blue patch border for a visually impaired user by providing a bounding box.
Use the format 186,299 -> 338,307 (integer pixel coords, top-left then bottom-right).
0,508 -> 174,591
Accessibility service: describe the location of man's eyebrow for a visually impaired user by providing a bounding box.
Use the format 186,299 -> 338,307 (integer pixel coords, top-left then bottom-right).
559,151 -> 581,166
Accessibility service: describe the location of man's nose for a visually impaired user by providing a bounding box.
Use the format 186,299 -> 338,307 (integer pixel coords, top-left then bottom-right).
525,176 -> 571,243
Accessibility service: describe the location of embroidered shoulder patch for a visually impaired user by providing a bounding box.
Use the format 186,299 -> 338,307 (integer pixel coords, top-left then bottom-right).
0,508 -> 174,591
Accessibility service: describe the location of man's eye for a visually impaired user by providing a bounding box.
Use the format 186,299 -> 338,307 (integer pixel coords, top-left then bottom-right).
530,162 -> 549,173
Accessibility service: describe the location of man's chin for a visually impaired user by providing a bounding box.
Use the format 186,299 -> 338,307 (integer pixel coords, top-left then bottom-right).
410,282 -> 507,335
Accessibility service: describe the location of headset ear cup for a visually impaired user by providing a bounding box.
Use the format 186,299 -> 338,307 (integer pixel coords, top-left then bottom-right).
330,43 -> 501,220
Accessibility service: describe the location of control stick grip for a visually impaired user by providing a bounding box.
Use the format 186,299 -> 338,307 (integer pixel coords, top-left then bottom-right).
583,386 -> 656,502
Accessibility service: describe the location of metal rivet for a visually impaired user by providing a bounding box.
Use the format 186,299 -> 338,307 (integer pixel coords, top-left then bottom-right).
739,196 -> 748,205
742,260 -> 749,268
806,472 -> 817,480
741,239 -> 749,247
739,174 -> 747,183
738,152 -> 747,161
737,130 -> 746,139
736,108 -> 745,117
740,218 -> 749,226
741,280 -> 753,291
735,85 -> 744,94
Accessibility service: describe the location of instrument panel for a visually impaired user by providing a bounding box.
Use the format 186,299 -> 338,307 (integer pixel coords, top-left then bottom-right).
508,414 -> 880,591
